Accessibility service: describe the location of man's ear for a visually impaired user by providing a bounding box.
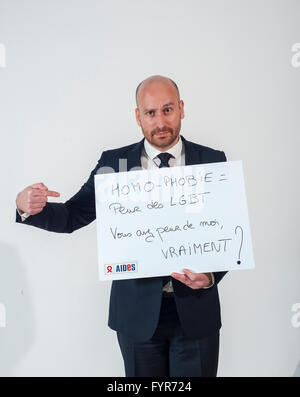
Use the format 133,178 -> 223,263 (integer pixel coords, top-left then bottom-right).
135,108 -> 141,126
179,100 -> 185,120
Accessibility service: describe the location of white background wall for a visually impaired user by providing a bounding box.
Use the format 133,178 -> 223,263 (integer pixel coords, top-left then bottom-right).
0,0 -> 299,376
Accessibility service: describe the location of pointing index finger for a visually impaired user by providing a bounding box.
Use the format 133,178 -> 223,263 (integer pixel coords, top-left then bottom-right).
46,190 -> 60,197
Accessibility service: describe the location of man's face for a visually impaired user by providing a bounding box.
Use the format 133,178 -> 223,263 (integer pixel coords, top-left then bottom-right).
135,81 -> 184,151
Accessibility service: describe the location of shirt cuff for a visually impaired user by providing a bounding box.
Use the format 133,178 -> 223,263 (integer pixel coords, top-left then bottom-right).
17,208 -> 30,222
203,273 -> 215,289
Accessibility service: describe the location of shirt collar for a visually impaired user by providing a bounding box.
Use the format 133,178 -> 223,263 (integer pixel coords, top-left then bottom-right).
144,135 -> 183,160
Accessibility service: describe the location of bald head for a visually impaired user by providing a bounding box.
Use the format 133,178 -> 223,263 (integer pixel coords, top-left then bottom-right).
135,75 -> 180,108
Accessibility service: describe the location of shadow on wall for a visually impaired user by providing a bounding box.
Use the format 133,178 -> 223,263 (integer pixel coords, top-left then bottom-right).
294,361 -> 300,377
0,241 -> 34,376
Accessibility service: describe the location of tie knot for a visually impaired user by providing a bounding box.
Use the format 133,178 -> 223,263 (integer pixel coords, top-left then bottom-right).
157,152 -> 173,168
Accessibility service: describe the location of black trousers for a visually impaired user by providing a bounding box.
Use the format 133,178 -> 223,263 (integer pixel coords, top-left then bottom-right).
117,294 -> 220,377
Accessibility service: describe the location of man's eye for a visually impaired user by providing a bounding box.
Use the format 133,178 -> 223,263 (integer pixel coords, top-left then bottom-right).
164,108 -> 172,114
147,111 -> 154,116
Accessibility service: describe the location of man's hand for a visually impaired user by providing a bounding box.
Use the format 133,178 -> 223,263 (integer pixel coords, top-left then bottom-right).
16,182 -> 60,216
171,269 -> 213,290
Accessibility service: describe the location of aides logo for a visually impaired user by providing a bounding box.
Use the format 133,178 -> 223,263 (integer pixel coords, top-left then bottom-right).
104,262 -> 138,276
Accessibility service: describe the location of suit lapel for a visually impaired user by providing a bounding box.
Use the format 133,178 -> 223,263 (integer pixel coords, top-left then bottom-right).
181,135 -> 201,166
126,138 -> 144,171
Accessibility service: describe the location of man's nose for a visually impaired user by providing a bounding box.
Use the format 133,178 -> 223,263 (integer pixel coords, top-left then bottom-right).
155,112 -> 166,128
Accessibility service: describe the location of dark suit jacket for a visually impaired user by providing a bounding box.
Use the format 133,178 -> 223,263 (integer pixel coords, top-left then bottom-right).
16,135 -> 227,341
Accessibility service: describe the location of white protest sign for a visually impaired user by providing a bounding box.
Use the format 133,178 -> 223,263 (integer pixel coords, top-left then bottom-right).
95,161 -> 255,280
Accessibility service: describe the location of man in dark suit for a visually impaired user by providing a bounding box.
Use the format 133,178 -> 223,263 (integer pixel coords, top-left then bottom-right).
16,75 -> 227,377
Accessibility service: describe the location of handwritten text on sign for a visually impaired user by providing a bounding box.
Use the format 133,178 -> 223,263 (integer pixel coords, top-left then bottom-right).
95,161 -> 255,280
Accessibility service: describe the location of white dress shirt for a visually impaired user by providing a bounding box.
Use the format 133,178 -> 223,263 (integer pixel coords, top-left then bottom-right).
141,134 -> 185,170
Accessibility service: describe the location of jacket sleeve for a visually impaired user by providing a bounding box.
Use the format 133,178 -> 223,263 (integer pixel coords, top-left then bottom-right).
15,151 -> 108,234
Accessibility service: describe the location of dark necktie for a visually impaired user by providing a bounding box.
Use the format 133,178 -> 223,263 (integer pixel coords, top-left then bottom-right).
157,152 -> 173,287
157,152 -> 173,168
